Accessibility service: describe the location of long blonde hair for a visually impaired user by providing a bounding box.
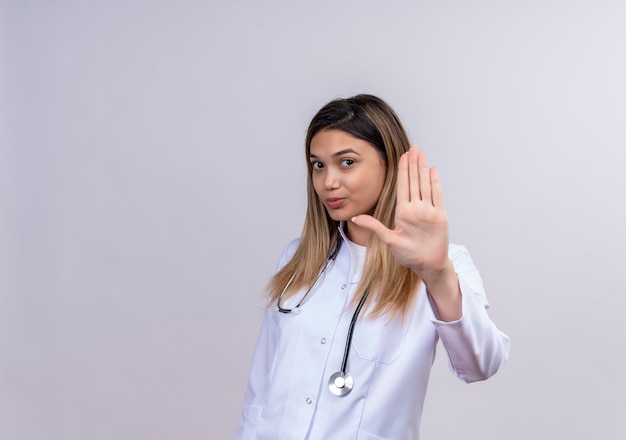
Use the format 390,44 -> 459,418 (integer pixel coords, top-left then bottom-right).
268,94 -> 420,321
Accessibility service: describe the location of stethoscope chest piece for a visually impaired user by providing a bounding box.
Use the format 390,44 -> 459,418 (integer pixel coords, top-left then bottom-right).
328,371 -> 354,396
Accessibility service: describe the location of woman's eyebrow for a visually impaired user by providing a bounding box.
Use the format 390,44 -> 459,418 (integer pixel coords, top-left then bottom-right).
309,148 -> 361,158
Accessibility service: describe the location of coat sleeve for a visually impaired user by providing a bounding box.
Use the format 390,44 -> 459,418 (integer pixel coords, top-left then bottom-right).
234,308 -> 280,439
234,239 -> 300,439
429,244 -> 510,383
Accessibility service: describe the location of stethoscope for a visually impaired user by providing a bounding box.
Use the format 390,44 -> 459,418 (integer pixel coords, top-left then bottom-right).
276,239 -> 371,396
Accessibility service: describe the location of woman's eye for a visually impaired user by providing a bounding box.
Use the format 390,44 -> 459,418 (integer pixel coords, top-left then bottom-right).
340,159 -> 355,167
311,161 -> 324,169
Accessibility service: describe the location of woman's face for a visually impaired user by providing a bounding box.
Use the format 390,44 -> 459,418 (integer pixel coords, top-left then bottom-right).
309,129 -> 387,245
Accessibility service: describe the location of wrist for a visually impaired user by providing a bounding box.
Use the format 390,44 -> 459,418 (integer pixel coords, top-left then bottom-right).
421,259 -> 462,321
419,259 -> 455,287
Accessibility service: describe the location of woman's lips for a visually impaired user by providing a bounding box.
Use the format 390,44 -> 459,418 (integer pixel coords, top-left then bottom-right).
326,198 -> 345,209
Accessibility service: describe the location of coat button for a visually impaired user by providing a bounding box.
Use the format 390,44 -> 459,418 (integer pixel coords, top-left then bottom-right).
341,284 -> 347,289
306,398 -> 312,404
320,338 -> 327,344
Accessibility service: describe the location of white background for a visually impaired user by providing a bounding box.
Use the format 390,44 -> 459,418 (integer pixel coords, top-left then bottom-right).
1,0 -> 625,439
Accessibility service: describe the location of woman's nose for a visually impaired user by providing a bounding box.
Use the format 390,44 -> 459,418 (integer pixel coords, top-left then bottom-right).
324,169 -> 340,190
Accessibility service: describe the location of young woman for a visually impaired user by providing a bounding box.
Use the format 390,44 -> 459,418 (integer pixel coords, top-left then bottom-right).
235,94 -> 509,439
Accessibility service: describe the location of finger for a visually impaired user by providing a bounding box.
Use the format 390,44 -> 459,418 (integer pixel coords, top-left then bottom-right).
408,146 -> 420,202
431,166 -> 445,209
418,150 -> 431,203
351,214 -> 394,245
396,152 -> 410,204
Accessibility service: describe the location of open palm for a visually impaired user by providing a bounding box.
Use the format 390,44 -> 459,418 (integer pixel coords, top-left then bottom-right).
352,146 -> 450,278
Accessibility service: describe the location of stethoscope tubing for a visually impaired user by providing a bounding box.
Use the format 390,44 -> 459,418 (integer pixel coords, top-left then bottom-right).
276,239 -> 341,314
339,287 -> 370,374
274,237 -> 370,396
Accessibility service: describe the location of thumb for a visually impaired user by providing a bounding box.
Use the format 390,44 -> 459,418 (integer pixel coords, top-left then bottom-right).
351,215 -> 393,244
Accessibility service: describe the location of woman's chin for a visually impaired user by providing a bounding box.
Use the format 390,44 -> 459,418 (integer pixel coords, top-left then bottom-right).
326,210 -> 352,222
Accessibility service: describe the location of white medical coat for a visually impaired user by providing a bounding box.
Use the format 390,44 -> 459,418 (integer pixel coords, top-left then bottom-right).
235,230 -> 510,440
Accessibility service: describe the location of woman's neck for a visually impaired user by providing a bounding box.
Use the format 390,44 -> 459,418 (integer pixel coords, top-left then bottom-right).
345,220 -> 370,246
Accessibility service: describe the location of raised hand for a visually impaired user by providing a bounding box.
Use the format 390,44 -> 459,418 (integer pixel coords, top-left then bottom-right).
351,146 -> 461,319
352,146 -> 449,276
